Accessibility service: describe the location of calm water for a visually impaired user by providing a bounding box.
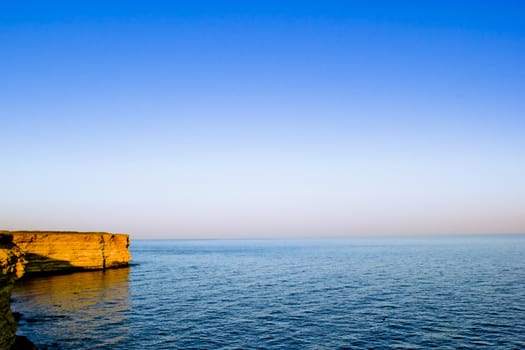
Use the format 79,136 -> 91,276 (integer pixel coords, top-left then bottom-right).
12,235 -> 525,349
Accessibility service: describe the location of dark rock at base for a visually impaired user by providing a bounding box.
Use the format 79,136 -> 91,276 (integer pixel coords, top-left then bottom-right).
1,236 -> 26,350
12,312 -> 22,322
12,312 -> 22,323
11,336 -> 37,350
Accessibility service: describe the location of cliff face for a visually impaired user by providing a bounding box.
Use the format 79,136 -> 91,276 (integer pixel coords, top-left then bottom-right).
3,231 -> 131,276
0,235 -> 26,350
0,231 -> 130,349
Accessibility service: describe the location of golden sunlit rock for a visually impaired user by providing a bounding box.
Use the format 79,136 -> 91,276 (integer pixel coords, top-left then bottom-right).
4,231 -> 131,275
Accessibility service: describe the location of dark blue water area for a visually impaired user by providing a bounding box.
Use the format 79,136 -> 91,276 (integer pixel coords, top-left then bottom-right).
11,235 -> 525,349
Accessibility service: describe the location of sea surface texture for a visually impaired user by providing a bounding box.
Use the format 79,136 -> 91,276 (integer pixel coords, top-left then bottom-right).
12,235 -> 525,349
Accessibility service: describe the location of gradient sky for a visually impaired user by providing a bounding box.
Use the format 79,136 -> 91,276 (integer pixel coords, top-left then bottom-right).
1,1 -> 524,238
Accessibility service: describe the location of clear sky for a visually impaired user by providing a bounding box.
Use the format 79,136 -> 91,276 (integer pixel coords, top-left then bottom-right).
1,1 -> 524,238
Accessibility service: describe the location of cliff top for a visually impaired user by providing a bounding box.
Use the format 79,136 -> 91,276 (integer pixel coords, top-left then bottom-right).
0,230 -> 128,236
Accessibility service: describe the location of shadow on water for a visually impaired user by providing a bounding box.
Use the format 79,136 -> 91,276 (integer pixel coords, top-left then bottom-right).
12,267 -> 130,349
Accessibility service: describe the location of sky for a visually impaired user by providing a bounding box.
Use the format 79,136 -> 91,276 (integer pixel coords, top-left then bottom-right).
1,1 -> 524,238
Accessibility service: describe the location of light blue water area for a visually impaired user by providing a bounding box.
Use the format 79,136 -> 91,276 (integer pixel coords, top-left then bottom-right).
12,235 -> 525,349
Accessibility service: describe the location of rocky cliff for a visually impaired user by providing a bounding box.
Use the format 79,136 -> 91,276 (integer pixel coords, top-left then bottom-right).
0,231 -> 131,349
3,231 -> 131,276
0,234 -> 26,350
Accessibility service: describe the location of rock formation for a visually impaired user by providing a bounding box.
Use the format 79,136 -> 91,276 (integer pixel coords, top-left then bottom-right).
0,234 -> 26,350
3,231 -> 131,276
0,231 -> 131,349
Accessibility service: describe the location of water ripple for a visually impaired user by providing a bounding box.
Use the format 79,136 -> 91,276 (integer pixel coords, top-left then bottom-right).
12,236 -> 525,349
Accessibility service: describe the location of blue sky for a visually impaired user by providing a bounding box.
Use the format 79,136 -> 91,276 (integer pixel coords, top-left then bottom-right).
1,1 -> 524,238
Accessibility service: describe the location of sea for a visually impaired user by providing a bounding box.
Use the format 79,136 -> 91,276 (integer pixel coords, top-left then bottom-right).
11,235 -> 525,349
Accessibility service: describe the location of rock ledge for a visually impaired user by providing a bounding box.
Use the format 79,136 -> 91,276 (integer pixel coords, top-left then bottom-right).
1,231 -> 131,276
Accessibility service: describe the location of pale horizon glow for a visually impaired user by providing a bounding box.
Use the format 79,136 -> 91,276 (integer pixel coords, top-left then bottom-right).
1,1 -> 524,239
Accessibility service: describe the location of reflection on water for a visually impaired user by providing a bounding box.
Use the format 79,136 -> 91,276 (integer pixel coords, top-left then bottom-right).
12,268 -> 130,349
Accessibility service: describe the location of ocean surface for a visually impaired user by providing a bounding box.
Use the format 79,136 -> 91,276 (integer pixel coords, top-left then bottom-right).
12,235 -> 525,349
